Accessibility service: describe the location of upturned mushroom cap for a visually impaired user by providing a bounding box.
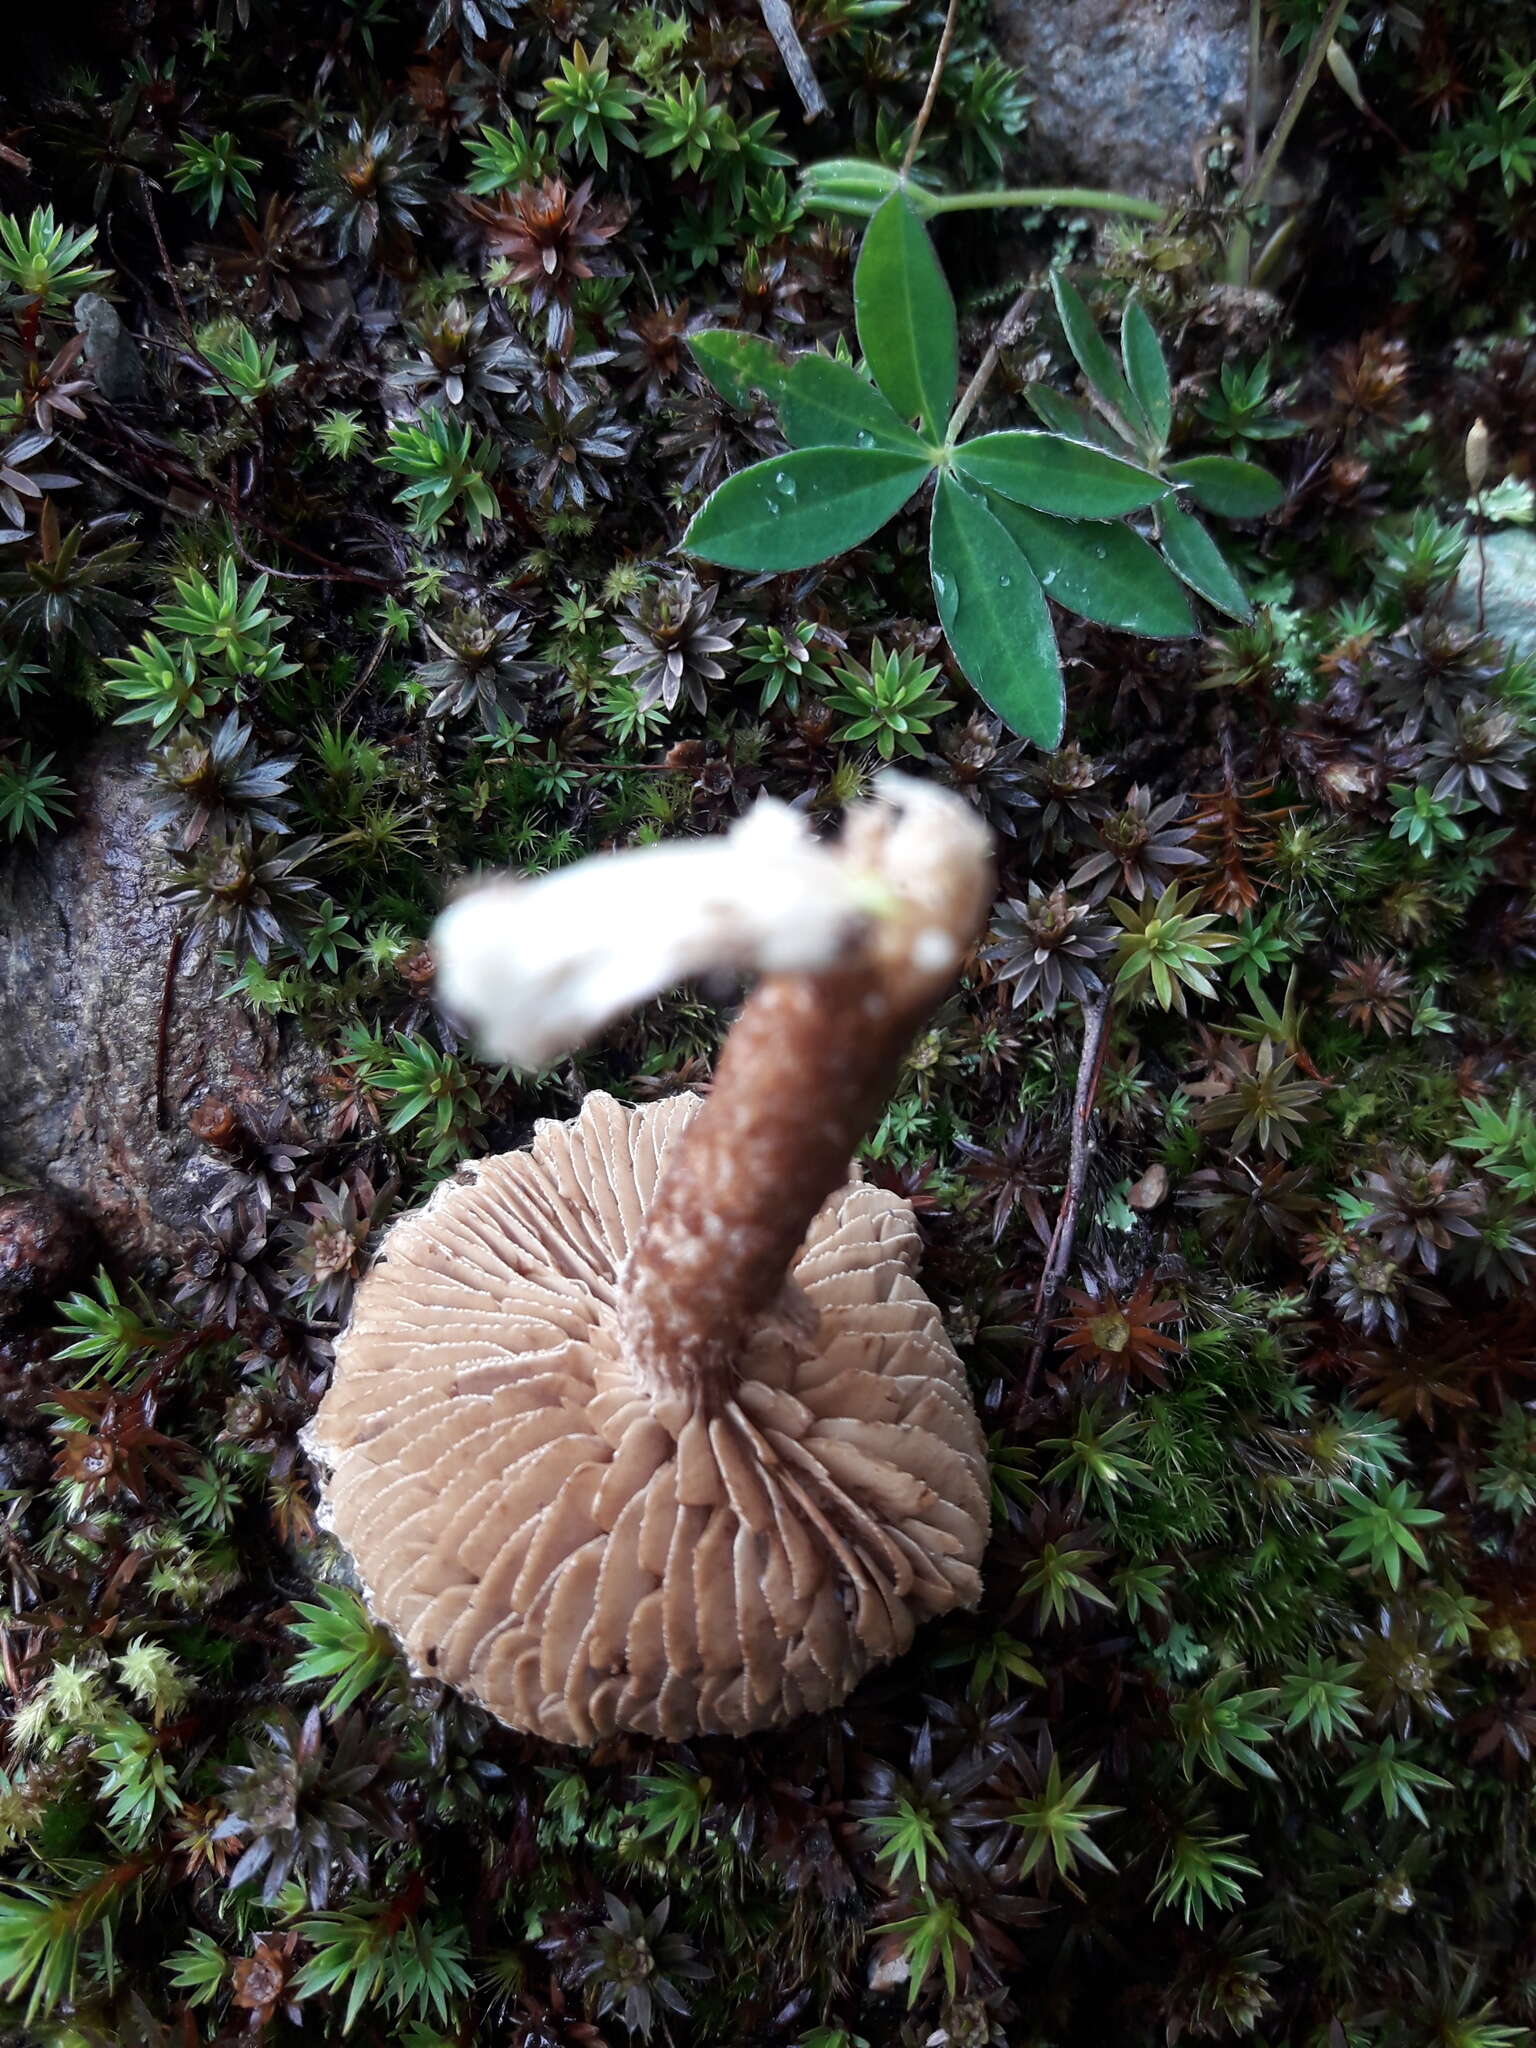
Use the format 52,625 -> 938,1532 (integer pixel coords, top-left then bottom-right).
306,1089 -> 989,1744
308,776 -> 995,1743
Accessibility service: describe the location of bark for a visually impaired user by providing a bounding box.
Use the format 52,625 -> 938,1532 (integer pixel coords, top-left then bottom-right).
0,741 -> 328,1267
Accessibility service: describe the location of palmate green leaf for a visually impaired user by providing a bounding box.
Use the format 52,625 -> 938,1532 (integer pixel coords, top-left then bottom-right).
854,194 -> 957,438
1121,296 -> 1172,450
777,353 -> 931,454
985,496 -> 1196,636
1158,503 -> 1252,621
953,430 -> 1169,518
684,445 -> 931,572
929,473 -> 1063,748
1050,269 -> 1148,441
688,329 -> 789,411
1166,454 -> 1286,519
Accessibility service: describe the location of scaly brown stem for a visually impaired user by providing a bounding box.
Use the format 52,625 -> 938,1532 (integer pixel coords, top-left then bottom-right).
620,963 -> 930,1407
620,787 -> 992,1407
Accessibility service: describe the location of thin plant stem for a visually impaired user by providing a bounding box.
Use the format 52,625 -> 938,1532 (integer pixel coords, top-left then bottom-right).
137,174 -> 198,352
927,187 -> 1164,222
1024,990 -> 1115,1393
946,285 -> 1034,442
901,0 -> 963,173
334,628 -> 395,721
1245,0 -> 1351,208
1244,0 -> 1263,180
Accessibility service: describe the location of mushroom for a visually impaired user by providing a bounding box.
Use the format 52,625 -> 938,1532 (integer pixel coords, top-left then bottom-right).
305,775 -> 994,1743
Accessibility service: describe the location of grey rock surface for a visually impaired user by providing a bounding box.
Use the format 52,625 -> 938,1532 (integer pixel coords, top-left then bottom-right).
1452,529 -> 1536,663
0,741 -> 328,1266
991,0 -> 1251,196
75,290 -> 145,404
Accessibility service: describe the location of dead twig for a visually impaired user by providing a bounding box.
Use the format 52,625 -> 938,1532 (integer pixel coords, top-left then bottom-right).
136,174 -> 200,356
334,628 -> 395,721
946,285 -> 1035,442
64,438 -> 196,520
82,418 -> 398,590
901,0 -> 963,174
1024,990 -> 1115,1392
756,0 -> 828,120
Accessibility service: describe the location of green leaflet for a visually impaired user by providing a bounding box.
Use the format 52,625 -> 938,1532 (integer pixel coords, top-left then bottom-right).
953,432 -> 1170,518
684,445 -> 931,572
1121,296 -> 1172,451
854,194 -> 957,439
688,334 -> 930,455
1158,503 -> 1253,620
1050,269 -> 1148,442
1024,386 -> 1125,452
986,497 -> 1196,637
687,330 -> 790,411
1166,455 -> 1287,519
776,353 -> 932,455
929,474 -> 1063,748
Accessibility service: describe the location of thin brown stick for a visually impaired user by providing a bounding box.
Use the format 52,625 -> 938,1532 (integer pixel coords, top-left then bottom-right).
901,0 -> 963,173
1024,990 -> 1114,1391
64,438 -> 195,520
946,285 -> 1035,442
155,923 -> 189,1132
334,629 -> 394,721
84,420 -> 397,590
137,175 -> 199,353
757,0 -> 829,119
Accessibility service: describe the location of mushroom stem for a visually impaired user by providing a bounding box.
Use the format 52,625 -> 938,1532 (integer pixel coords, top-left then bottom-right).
619,780 -> 992,1407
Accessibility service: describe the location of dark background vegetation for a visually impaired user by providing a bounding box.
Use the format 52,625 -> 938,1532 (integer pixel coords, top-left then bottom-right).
3,0 -> 1536,2042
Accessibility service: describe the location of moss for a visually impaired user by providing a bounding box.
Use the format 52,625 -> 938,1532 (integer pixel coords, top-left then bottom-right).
1,0 -> 1536,2042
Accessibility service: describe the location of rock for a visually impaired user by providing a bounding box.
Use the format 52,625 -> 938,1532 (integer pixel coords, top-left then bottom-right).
0,1189 -> 97,1326
75,291 -> 145,404
0,741 -> 330,1269
0,1322 -> 66,1434
991,0 -> 1251,196
0,1420 -> 50,1489
1451,529 -> 1536,663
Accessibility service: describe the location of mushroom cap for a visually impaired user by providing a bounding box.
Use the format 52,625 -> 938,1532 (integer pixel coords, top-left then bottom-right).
306,1091 -> 989,1744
